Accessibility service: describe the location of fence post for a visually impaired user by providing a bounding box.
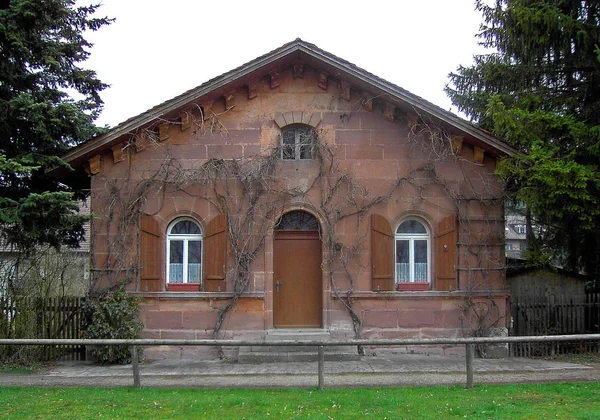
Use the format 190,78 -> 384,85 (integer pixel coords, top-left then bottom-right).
465,343 -> 473,389
318,345 -> 325,390
131,345 -> 141,388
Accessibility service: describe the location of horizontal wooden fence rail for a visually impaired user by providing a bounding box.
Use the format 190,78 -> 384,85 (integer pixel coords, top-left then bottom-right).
2,334 -> 600,389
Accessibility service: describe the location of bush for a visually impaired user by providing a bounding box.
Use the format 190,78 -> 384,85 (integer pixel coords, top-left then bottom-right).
82,286 -> 144,364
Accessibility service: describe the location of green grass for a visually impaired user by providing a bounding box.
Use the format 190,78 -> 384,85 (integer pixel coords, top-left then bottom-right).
1,383 -> 599,419
0,365 -> 36,374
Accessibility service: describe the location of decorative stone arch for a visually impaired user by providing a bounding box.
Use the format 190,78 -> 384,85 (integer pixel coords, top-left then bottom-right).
274,111 -> 322,129
390,209 -> 435,233
275,204 -> 326,232
162,209 -> 207,234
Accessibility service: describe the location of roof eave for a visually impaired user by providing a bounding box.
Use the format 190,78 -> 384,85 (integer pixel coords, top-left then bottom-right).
64,40 -> 517,165
63,42 -> 306,165
295,43 -> 517,157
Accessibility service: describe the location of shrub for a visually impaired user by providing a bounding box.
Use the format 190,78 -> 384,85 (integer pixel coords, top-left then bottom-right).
82,286 -> 144,364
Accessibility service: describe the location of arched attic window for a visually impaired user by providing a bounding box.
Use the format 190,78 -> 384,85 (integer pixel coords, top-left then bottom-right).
281,124 -> 318,160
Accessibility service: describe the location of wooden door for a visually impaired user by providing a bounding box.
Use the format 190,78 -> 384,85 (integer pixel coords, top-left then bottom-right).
273,230 -> 322,327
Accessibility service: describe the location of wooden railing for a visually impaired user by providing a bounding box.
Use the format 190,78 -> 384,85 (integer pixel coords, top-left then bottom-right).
2,334 -> 599,389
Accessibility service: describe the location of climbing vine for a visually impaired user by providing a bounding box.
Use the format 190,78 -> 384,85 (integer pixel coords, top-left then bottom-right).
90,101 -> 507,358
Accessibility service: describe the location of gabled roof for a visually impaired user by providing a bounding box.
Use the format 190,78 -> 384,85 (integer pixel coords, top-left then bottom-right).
62,38 -> 517,169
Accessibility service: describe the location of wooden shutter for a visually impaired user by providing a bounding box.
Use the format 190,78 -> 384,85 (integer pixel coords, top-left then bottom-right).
435,214 -> 457,291
140,213 -> 162,292
204,213 -> 228,292
371,213 -> 394,291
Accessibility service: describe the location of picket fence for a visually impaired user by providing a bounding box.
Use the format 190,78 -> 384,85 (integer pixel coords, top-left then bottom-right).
511,291 -> 600,356
0,296 -> 85,361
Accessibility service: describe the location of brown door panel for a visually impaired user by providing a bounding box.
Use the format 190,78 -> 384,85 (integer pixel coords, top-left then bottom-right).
273,231 -> 322,327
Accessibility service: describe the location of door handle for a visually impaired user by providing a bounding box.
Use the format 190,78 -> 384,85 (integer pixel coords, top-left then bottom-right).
275,280 -> 283,292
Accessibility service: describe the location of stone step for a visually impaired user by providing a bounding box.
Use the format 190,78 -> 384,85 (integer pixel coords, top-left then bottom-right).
264,329 -> 331,342
238,329 -> 360,363
245,345 -> 354,353
237,347 -> 361,363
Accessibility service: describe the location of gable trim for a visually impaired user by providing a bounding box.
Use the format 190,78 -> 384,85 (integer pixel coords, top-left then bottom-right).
63,39 -> 517,166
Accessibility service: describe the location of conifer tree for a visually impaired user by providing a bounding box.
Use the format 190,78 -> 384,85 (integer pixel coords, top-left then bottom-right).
447,0 -> 600,279
0,0 -> 110,250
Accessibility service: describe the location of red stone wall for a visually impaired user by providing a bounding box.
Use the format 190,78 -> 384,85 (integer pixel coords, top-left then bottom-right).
88,64 -> 508,355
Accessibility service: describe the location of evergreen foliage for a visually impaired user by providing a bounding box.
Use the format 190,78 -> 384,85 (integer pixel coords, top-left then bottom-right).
446,0 -> 600,277
0,0 -> 111,250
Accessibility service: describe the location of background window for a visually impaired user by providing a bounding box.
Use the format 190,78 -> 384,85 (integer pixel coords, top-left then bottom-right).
514,224 -> 526,234
395,218 -> 430,283
281,125 -> 316,160
167,218 -> 202,284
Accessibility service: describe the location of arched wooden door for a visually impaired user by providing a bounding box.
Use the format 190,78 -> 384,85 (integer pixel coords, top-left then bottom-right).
273,211 -> 322,328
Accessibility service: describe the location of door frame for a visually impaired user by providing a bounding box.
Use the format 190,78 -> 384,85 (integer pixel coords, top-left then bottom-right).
272,229 -> 323,328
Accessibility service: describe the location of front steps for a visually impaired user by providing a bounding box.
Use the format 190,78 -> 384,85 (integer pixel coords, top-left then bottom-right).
237,329 -> 361,363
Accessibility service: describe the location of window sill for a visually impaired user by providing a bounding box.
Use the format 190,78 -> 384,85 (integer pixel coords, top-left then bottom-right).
131,291 -> 265,300
396,282 -> 430,291
167,283 -> 201,292
332,290 -> 509,299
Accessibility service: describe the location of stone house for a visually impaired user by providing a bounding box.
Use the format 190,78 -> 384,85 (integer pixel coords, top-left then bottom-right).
0,199 -> 91,298
505,213 -> 527,259
59,39 -> 516,358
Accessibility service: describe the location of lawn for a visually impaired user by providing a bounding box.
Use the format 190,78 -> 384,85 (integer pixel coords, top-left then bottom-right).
1,382 -> 599,419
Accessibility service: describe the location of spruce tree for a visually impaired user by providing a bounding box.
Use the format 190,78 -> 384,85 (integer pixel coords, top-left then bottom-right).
0,0 -> 110,250
447,0 -> 600,279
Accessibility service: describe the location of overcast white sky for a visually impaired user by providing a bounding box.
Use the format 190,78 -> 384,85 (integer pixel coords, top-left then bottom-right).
81,1 -> 487,128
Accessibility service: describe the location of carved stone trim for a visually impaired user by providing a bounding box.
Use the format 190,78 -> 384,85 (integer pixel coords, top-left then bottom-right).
473,146 -> 485,164
407,114 -> 418,130
247,83 -> 258,100
361,94 -> 373,111
180,111 -> 191,130
340,80 -> 351,101
111,144 -> 125,163
269,71 -> 280,88
135,134 -> 147,152
452,136 -> 463,154
384,102 -> 395,121
293,63 -> 304,79
317,71 -> 328,90
274,111 -> 322,128
158,124 -> 170,142
224,90 -> 236,110
201,101 -> 214,120
88,155 -> 101,175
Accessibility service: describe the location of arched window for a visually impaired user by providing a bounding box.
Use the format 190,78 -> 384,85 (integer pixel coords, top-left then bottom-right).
281,125 -> 317,160
275,210 -> 320,231
167,218 -> 202,284
395,218 -> 430,284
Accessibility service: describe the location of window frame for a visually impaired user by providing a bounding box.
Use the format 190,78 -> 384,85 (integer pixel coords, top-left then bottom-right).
514,224 -> 526,234
166,217 -> 203,285
281,124 -> 316,160
394,217 -> 431,287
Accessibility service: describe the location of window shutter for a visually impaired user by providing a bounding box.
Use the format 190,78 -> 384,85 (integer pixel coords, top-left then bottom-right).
371,213 -> 394,291
204,213 -> 228,292
140,213 -> 162,291
435,214 -> 457,291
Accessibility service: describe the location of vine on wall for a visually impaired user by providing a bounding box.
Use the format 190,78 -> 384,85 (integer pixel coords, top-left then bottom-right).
90,105 -> 507,357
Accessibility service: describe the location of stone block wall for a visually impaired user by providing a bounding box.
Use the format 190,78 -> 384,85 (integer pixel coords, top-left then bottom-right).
87,63 -> 507,356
